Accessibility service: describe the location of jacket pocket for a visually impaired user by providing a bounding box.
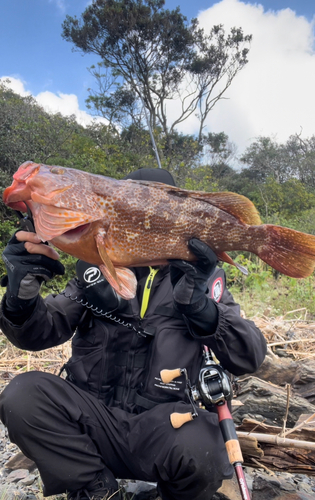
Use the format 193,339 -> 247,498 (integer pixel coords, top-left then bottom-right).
142,327 -> 202,403
64,347 -> 103,396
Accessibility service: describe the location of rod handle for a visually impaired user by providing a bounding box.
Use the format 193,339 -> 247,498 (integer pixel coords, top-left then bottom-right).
160,368 -> 182,384
226,439 -> 243,464
170,412 -> 194,429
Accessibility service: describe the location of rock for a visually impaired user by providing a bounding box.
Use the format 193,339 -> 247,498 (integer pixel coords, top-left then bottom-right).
18,473 -> 37,486
215,476 -> 243,499
251,472 -> 313,500
0,484 -> 28,500
5,451 -> 36,472
273,494 -> 315,500
120,479 -> 158,499
6,469 -> 29,483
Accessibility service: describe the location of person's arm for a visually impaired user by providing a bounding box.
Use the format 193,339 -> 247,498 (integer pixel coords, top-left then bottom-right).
170,239 -> 267,376
203,274 -> 266,375
0,231 -> 83,351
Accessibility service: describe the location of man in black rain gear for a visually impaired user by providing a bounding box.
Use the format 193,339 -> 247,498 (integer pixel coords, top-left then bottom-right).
0,167 -> 266,500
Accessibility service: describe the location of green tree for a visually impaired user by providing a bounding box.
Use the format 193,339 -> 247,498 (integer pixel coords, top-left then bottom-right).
240,136 -> 290,184
285,133 -> 315,189
62,0 -> 252,161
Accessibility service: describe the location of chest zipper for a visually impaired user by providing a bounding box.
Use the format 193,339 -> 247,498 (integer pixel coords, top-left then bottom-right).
123,267 -> 159,409
140,267 -> 159,319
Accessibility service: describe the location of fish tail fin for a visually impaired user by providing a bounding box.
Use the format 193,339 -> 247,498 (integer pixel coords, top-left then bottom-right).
250,224 -> 315,278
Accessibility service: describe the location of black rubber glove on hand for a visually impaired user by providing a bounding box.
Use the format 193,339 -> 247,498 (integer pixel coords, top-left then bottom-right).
2,232 -> 65,299
1,232 -> 65,322
169,238 -> 219,335
76,260 -> 125,314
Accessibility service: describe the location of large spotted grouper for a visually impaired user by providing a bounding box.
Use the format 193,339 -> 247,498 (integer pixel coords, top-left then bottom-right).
3,161 -> 315,299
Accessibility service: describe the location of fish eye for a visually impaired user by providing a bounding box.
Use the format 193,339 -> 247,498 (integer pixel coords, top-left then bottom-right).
51,167 -> 65,175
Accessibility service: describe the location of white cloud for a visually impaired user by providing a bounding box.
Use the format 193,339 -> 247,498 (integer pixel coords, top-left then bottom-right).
35,90 -> 107,126
0,76 -> 31,97
48,0 -> 66,14
172,0 -> 315,155
0,76 -> 107,127
2,1 -> 315,156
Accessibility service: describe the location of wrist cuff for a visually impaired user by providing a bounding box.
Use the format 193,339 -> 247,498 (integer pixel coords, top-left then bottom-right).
174,296 -> 207,315
180,299 -> 219,336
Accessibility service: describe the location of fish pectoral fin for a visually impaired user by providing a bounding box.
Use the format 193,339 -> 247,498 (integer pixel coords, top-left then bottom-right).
95,232 -> 137,300
217,251 -> 248,276
35,206 -> 98,241
100,265 -> 137,300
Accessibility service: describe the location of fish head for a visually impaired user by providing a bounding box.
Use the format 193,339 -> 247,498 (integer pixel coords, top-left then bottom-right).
3,161 -> 73,206
3,162 -> 108,241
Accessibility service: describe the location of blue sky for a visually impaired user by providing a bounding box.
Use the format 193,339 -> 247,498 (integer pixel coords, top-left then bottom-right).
1,0 -> 315,154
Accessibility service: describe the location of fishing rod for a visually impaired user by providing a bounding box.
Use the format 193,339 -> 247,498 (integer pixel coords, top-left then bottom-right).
160,348 -> 251,500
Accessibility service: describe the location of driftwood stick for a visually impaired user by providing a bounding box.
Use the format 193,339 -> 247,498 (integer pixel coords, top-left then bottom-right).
237,431 -> 315,450
284,412 -> 315,438
250,457 -> 276,475
27,353 -> 31,372
280,384 -> 291,438
283,308 -> 307,318
268,338 -> 315,347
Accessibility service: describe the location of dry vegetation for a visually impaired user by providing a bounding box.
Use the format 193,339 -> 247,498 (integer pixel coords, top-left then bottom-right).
248,308 -> 315,360
0,308 -> 314,380
0,337 -> 72,381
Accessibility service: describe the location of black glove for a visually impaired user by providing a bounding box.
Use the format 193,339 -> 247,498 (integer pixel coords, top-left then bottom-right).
169,238 -> 219,335
1,232 -> 65,301
76,260 -> 126,314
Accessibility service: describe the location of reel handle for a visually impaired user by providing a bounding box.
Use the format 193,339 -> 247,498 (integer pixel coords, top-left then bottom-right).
160,368 -> 182,384
170,412 -> 194,429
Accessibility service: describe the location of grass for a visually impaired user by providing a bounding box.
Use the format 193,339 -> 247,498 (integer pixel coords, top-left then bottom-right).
230,274 -> 315,319
222,255 -> 315,320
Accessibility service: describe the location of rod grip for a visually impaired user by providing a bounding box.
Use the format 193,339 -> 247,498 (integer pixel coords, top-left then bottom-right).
225,439 -> 243,464
160,368 -> 182,384
170,412 -> 193,429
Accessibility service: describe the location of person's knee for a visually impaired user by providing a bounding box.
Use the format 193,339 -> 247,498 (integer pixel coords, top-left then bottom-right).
0,371 -> 51,425
167,413 -> 232,482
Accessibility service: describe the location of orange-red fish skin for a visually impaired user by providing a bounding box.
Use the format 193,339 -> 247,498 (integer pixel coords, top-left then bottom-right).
3,162 -> 315,291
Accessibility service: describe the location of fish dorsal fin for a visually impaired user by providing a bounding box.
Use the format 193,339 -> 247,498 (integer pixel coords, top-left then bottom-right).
125,179 -> 184,191
128,180 -> 261,226
188,191 -> 262,226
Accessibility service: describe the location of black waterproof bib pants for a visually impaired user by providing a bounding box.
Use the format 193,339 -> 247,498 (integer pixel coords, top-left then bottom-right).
0,371 -> 233,500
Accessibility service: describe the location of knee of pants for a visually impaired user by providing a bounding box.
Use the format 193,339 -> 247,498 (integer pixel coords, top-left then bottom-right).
0,371 -> 52,427
166,412 -> 232,483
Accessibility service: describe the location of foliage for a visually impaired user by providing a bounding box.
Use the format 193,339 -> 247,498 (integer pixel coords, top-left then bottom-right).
62,0 -> 252,155
1,81 -> 315,318
240,133 -> 315,189
0,219 -> 16,280
223,255 -> 315,319
222,253 -> 273,291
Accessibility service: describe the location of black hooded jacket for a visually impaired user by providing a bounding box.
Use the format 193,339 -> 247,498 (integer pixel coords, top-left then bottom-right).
0,265 -> 266,414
